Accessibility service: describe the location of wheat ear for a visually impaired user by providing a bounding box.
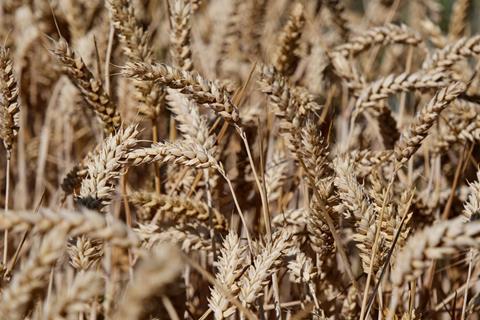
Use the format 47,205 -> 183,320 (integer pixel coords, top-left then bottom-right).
0,208 -> 139,248
394,82 -> 465,164
448,0 -> 471,39
76,125 -> 139,211
45,271 -> 104,319
169,0 -> 193,71
333,23 -> 422,57
0,226 -> 68,320
388,216 -> 480,318
0,47 -> 20,157
238,229 -> 293,306
0,47 -> 20,267
325,0 -> 350,39
273,3 -> 305,76
129,191 -> 227,231
209,232 -> 248,320
113,244 -> 183,320
52,39 -> 121,134
423,35 -> 480,70
123,62 -> 240,124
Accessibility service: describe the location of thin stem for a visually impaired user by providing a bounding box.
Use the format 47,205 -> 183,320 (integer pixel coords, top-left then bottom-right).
162,295 -> 181,320
105,23 -> 115,95
237,126 -> 272,238
398,46 -> 414,128
3,156 -> 10,266
461,249 -> 475,320
204,169 -> 217,262
152,119 -> 162,194
121,171 -> 134,279
220,169 -> 253,252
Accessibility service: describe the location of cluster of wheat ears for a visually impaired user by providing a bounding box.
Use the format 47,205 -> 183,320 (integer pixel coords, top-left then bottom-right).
2,0 -> 480,319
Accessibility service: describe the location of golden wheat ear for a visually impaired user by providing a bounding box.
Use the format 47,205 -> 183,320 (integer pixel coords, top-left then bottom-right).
52,38 -> 121,134
0,47 -> 20,158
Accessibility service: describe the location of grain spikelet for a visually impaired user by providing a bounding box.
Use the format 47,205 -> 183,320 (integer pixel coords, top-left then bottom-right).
463,171 -> 480,221
67,235 -> 103,270
166,90 -> 213,148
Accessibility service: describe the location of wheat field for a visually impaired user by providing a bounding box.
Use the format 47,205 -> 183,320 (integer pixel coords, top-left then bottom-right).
1,0 -> 480,319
